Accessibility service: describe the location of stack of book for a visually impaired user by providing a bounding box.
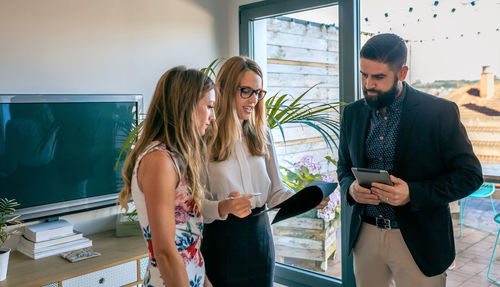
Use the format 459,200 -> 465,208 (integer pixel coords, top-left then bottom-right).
17,220 -> 92,259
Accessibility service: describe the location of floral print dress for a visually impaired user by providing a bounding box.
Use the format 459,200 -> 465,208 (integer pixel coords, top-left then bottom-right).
131,141 -> 205,287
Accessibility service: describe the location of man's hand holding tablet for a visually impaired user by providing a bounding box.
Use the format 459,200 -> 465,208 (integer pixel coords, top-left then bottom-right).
351,167 -> 393,188
350,168 -> 410,206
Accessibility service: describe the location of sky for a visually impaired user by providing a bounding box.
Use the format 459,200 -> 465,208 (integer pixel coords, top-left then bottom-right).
286,0 -> 500,83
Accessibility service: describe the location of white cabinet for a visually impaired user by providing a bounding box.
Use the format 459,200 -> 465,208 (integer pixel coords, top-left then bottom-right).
1,231 -> 148,287
62,261 -> 137,287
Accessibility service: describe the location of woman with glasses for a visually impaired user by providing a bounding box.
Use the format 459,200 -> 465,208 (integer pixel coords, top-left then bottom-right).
200,56 -> 295,287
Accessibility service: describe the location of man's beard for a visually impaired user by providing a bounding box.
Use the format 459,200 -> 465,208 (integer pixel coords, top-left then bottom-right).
363,78 -> 400,110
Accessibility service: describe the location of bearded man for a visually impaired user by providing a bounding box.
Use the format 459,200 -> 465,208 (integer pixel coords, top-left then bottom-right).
337,33 -> 482,287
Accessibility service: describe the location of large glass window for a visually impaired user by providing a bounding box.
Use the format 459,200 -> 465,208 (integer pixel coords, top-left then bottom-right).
253,4 -> 341,278
359,1 -> 500,286
240,1 -> 359,286
242,0 -> 500,286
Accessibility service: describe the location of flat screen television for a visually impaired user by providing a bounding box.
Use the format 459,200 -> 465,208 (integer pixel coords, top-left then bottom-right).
0,94 -> 142,221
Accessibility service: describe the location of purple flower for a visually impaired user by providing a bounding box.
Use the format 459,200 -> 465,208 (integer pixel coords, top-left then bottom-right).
317,186 -> 341,222
294,155 -> 321,174
322,173 -> 335,183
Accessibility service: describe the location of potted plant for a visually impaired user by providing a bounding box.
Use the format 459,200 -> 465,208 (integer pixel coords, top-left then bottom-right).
274,154 -> 341,272
115,206 -> 142,237
0,198 -> 20,281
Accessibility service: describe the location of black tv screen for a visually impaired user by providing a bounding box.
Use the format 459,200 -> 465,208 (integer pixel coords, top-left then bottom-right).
0,95 -> 141,221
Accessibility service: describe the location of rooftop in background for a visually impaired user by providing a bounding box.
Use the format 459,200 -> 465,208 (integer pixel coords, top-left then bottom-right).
445,81 -> 500,176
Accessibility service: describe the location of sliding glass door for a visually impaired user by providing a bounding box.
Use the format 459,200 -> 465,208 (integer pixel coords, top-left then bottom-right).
240,1 -> 359,286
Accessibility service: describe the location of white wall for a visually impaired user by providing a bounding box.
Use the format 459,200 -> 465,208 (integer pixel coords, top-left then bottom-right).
0,0 -> 229,107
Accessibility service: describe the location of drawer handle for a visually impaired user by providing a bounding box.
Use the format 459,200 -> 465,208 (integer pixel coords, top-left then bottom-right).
99,277 -> 105,284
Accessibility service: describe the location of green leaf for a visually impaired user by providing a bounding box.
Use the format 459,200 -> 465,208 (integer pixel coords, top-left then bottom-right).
325,155 -> 338,167
114,121 -> 144,171
265,83 -> 343,153
200,58 -> 223,80
0,198 -> 21,244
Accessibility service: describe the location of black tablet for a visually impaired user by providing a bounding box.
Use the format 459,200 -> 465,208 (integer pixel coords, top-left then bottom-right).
351,167 -> 394,188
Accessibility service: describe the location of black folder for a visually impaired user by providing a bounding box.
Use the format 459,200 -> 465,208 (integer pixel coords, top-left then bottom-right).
254,182 -> 337,224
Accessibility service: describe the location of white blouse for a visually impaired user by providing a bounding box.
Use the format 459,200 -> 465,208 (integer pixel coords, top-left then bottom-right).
202,132 -> 294,223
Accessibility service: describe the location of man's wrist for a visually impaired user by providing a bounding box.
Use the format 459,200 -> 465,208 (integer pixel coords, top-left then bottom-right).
346,181 -> 357,205
349,182 -> 355,197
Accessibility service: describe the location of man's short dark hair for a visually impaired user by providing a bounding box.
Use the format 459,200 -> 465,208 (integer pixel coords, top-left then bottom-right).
360,33 -> 407,72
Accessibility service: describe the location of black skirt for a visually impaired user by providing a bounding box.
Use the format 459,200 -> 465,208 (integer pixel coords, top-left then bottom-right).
201,206 -> 275,287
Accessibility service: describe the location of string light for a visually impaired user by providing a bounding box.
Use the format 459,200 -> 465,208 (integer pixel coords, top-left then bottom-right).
361,2 -> 497,42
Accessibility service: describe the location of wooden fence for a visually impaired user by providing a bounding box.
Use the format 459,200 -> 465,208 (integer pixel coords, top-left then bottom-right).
266,17 -> 340,175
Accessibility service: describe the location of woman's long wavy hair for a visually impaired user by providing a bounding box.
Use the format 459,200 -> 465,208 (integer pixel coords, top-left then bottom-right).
208,56 -> 268,161
119,66 -> 215,212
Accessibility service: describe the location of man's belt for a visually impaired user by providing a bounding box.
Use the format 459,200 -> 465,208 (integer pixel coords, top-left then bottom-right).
361,215 -> 399,230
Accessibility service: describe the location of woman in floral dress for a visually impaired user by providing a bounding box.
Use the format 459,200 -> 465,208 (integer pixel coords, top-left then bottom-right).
118,66 -> 215,287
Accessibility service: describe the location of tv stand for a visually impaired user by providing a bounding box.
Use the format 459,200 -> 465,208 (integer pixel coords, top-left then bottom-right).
0,230 -> 148,287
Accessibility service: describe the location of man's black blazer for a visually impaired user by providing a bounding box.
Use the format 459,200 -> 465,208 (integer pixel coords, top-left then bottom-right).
337,82 -> 483,277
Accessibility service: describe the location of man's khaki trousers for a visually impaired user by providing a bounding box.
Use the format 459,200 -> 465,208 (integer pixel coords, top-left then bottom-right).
353,222 -> 447,287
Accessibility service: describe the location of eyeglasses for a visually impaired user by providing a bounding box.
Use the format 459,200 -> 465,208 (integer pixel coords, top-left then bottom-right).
239,87 -> 267,101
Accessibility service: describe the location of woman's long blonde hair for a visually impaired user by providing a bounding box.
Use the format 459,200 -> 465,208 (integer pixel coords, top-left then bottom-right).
119,66 -> 215,212
209,56 -> 268,161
